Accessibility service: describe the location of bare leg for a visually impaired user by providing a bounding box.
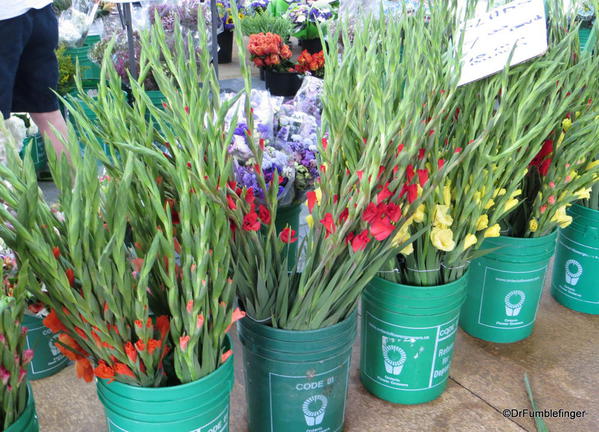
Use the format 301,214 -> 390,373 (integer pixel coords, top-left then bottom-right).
29,110 -> 69,160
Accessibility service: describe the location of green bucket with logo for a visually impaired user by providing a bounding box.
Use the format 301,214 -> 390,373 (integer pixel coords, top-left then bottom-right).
360,275 -> 467,405
96,343 -> 234,432
5,385 -> 39,432
23,314 -> 68,380
552,204 -> 599,314
460,232 -> 557,343
275,204 -> 302,270
238,310 -> 357,432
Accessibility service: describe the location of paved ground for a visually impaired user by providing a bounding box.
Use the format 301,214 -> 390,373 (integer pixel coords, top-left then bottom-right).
29,39 -> 599,432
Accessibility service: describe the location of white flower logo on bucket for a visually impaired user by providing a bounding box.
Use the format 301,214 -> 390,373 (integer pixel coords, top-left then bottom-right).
504,290 -> 526,317
381,341 -> 407,375
565,259 -> 583,286
49,337 -> 60,357
302,394 -> 328,426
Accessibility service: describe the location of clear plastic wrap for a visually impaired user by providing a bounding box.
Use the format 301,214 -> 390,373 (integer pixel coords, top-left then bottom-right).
58,0 -> 97,47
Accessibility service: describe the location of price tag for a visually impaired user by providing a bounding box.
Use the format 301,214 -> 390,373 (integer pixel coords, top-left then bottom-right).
458,0 -> 548,86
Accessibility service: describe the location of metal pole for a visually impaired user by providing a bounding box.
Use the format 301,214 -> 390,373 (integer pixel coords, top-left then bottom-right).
210,0 -> 219,79
123,2 -> 138,79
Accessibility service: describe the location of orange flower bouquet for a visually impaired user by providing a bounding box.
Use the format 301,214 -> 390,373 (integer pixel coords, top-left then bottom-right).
247,32 -> 293,71
294,49 -> 325,77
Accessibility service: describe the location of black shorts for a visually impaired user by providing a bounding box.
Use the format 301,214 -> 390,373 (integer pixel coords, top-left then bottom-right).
0,5 -> 59,119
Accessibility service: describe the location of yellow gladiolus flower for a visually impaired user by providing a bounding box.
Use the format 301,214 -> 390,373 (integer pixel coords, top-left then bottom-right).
433,204 -> 453,228
305,214 -> 314,228
430,227 -> 456,252
575,188 -> 591,200
551,206 -> 573,228
401,243 -> 414,256
484,199 -> 495,210
529,218 -> 538,233
473,191 -> 481,204
443,183 -> 452,206
413,204 -> 426,223
557,132 -> 565,147
391,224 -> 410,248
562,118 -> 572,131
493,188 -> 506,198
314,188 -> 322,203
575,111 -> 581,119
484,224 -> 501,238
463,234 -> 478,251
504,198 -> 519,212
476,215 -> 489,231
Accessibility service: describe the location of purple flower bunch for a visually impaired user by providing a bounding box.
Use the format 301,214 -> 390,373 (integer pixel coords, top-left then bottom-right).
248,0 -> 271,12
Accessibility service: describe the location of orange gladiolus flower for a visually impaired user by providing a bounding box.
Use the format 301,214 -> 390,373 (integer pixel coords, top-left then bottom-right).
43,309 -> 67,333
76,358 -> 94,383
94,360 -> 115,382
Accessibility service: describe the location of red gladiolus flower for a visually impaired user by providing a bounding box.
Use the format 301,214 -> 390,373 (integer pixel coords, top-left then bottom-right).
370,217 -> 395,241
396,143 -> 404,155
258,205 -> 271,224
418,148 -> 425,160
245,188 -> 256,206
56,334 -> 86,361
179,335 -> 190,351
52,247 -> 60,259
357,170 -> 364,181
43,309 -> 67,333
155,316 -> 170,338
186,300 -> 193,313
407,184 -> 418,203
114,362 -> 135,378
338,208 -> 349,224
184,106 -> 190,114
539,158 -> 552,176
345,232 -> 355,244
377,184 -> 393,204
385,203 -> 402,222
320,213 -> 336,238
406,165 -> 415,182
124,342 -> 137,363
417,169 -> 429,187
279,227 -> 298,244
454,147 -> 463,153
227,195 -> 237,210
362,203 -> 379,223
148,339 -> 162,354
438,159 -> 445,169
221,349 -> 233,363
322,137 -> 328,149
351,229 -> 371,252
66,268 -> 75,287
242,212 -> 261,231
306,191 -> 317,213
135,339 -> 145,352
94,361 -> 115,382
76,358 -> 94,383
196,314 -> 205,329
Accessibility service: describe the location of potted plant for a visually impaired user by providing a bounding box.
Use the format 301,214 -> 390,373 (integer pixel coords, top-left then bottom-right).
294,49 -> 324,77
460,17 -> 599,343
282,0 -> 337,53
216,0 -> 246,64
0,255 -> 38,432
247,32 -> 301,96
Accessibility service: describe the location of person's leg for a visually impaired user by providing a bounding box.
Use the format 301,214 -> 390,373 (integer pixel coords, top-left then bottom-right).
29,111 -> 69,158
0,13 -> 30,120
11,5 -> 69,159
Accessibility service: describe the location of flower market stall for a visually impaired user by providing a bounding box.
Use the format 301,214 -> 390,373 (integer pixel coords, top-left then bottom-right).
0,0 -> 598,431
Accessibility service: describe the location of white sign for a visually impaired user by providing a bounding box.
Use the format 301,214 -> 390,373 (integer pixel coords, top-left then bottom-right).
458,0 -> 548,86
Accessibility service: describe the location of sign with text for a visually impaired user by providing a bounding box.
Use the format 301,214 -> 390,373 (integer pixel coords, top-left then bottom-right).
458,0 -> 548,86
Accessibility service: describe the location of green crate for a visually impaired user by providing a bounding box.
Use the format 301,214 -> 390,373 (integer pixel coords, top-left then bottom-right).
19,134 -> 48,173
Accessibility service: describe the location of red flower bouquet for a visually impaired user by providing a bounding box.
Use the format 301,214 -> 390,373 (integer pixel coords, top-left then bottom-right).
247,32 -> 293,71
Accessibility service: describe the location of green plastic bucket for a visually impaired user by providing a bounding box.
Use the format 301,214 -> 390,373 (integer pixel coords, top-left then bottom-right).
145,90 -> 166,108
96,346 -> 234,432
19,135 -> 47,173
460,232 -> 557,343
238,310 -> 357,432
23,314 -> 69,380
552,204 -> 599,314
5,385 -> 39,432
65,45 -> 101,83
275,204 -> 302,270
360,275 -> 467,404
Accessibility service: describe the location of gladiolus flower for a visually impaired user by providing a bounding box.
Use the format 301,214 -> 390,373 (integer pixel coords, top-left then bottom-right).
321,137 -> 328,149
242,212 -> 261,231
463,234 -> 478,251
484,224 -> 501,238
417,169 -> 429,187
406,165 -> 415,182
305,214 -> 314,228
258,205 -> 271,224
76,358 -> 94,382
351,230 -> 371,252
338,208 -> 349,224
155,316 -> 170,338
385,203 -> 402,222
43,309 -> 67,333
114,362 -> 135,378
221,350 -> 233,363
124,342 -> 137,363
135,339 -> 145,352
433,205 -> 453,228
0,366 -> 9,385
413,204 -> 426,223
196,314 -> 205,329
551,206 -> 573,228
56,334 -> 85,361
22,349 -> 34,365
362,203 -> 379,223
369,218 -> 395,241
94,361 -> 115,382
407,184 -> 418,203
227,195 -> 237,210
306,191 -> 317,213
279,227 -> 298,243
430,227 -> 456,251
529,219 -> 539,232
148,339 -> 162,354
179,335 -> 190,351
66,268 -> 75,286
320,213 -> 336,238
476,215 -> 489,231
377,184 -> 393,204
52,247 -> 60,259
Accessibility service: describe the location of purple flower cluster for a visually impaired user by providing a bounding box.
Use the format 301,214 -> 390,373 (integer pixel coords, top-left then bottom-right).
248,0 -> 271,12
